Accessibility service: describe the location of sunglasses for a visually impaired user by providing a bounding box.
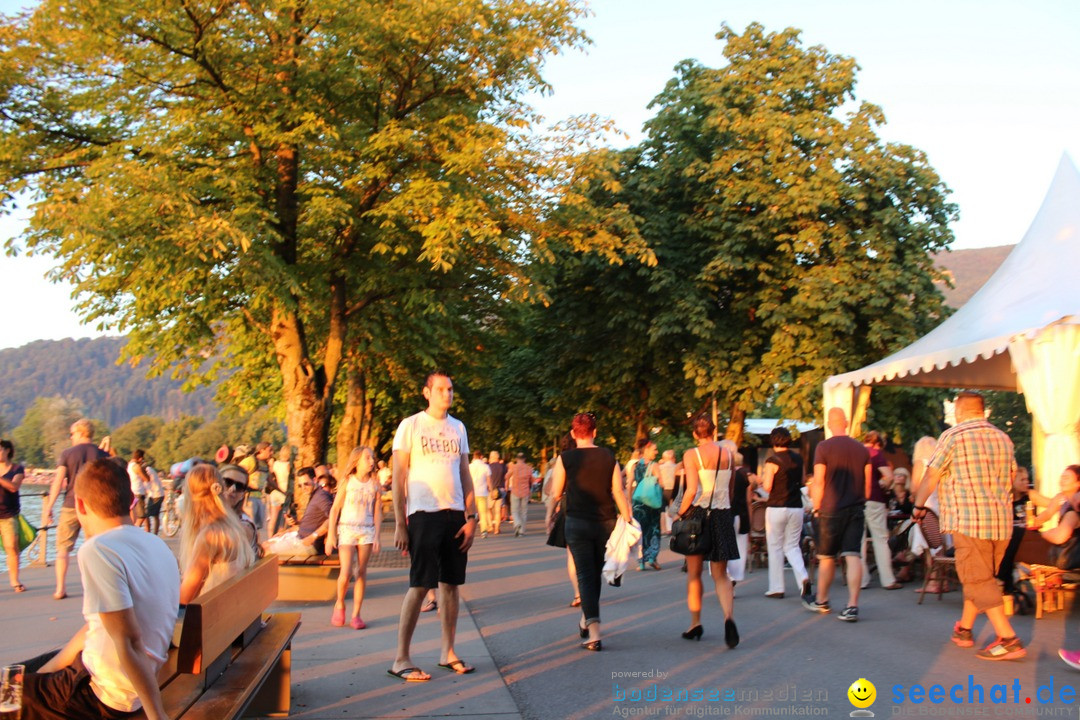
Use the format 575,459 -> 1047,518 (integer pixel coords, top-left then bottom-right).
224,480 -> 248,493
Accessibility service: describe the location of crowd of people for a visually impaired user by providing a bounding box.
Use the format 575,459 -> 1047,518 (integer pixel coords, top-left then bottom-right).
8,384 -> 1080,717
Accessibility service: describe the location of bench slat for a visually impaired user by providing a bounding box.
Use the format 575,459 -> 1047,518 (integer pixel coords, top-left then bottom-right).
177,613 -> 301,720
178,556 -> 277,673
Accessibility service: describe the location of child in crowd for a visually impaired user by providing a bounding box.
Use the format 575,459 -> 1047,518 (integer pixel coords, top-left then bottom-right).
326,446 -> 382,629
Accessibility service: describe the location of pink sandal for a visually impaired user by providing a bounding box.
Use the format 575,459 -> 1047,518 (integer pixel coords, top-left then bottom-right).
331,607 -> 346,627
350,616 -> 366,630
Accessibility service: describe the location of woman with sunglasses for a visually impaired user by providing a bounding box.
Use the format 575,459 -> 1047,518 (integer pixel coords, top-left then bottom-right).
179,464 -> 255,603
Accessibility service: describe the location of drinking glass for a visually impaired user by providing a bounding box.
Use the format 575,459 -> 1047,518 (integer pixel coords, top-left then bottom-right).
0,664 -> 23,720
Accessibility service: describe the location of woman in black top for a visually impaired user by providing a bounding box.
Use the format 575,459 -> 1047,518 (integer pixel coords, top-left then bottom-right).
548,413 -> 633,651
759,427 -> 811,601
0,439 -> 26,592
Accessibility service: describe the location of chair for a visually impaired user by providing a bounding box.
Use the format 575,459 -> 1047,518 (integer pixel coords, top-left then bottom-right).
916,509 -> 957,604
748,501 -> 767,571
1016,564 -> 1078,618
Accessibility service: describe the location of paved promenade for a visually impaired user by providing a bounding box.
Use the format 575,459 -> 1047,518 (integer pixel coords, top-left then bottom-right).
3,510 -> 1080,719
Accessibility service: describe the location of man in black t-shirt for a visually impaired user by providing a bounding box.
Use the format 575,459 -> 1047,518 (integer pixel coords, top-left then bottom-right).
40,418 -> 108,600
488,451 -> 508,534
804,408 -> 871,622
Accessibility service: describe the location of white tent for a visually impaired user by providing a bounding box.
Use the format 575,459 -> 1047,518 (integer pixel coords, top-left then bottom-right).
823,155 -> 1080,494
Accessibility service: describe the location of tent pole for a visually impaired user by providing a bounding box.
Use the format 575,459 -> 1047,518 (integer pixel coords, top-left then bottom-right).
851,386 -> 873,436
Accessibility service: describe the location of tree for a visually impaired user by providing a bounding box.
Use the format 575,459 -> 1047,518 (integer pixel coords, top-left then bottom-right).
12,396 -> 87,466
110,415 -> 165,460
147,415 -> 205,468
603,24 -> 956,442
0,0 -> 641,466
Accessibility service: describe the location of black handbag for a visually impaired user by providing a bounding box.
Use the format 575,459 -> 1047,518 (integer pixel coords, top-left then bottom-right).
670,448 -> 718,556
669,506 -> 710,555
546,503 -> 567,548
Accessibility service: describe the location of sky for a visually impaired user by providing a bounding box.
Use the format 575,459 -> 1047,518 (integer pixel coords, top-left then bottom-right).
0,0 -> 1077,349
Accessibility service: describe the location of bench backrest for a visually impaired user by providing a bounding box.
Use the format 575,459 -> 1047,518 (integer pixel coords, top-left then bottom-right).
177,555 -> 278,674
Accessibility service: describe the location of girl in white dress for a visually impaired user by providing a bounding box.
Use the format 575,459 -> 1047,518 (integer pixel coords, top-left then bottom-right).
327,446 -> 382,629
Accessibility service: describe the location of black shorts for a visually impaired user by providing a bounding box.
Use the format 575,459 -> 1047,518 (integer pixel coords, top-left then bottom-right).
816,504 -> 865,558
408,510 -> 468,588
24,654 -> 135,720
145,497 -> 163,518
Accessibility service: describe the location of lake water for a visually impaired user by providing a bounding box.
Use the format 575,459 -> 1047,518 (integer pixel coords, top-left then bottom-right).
1,490 -> 84,574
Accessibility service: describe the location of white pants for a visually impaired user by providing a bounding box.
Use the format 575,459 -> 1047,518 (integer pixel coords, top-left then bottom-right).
727,515 -> 748,582
766,506 -> 809,594
862,500 -> 896,587
511,494 -> 529,532
264,530 -> 316,557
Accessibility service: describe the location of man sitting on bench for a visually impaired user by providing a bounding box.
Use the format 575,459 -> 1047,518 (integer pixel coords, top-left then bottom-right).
264,467 -> 333,557
23,459 -> 180,720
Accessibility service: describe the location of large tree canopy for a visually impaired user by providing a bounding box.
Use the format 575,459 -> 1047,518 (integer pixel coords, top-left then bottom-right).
0,0 -> 643,465
498,23 -> 958,447
618,24 -> 956,440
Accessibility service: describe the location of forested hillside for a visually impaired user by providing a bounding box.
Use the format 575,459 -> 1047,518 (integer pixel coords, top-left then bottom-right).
0,337 -> 217,428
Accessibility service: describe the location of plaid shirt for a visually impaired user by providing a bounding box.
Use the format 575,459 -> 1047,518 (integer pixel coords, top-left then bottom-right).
928,418 -> 1017,540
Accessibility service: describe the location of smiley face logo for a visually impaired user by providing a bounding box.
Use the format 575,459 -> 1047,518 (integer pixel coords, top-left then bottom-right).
848,678 -> 876,709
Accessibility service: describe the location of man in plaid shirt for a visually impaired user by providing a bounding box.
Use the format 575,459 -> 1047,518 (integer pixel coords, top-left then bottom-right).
913,391 -> 1022,660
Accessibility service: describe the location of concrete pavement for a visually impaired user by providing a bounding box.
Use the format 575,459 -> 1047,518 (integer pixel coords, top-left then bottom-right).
3,509 -> 1080,719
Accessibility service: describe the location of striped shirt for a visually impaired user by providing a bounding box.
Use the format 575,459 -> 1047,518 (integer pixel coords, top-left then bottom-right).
928,418 -> 1017,540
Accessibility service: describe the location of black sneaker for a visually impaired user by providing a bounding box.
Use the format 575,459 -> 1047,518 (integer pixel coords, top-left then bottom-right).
838,606 -> 859,622
800,579 -> 813,603
802,597 -> 830,614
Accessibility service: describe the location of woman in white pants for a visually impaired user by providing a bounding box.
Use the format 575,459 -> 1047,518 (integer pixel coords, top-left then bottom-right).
760,427 -> 811,600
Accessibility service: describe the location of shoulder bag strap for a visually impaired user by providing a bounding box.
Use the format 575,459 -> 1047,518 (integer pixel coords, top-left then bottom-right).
692,446 -> 716,511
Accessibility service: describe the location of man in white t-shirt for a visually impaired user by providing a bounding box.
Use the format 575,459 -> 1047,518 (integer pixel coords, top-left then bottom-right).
469,451 -> 492,537
388,371 -> 479,682
23,459 -> 179,720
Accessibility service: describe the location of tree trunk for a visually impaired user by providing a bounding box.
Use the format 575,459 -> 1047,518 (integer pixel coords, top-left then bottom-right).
272,301 -> 342,468
635,415 -> 650,444
725,405 -> 746,447
336,366 -> 366,476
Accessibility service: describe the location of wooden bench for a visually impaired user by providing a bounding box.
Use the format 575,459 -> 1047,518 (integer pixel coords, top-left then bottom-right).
24,557 -> 299,719
274,553 -> 340,602
154,556 -> 301,718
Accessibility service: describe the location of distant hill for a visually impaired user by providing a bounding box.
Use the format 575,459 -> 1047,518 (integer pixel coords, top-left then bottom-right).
0,337 -> 217,428
933,244 -> 1014,309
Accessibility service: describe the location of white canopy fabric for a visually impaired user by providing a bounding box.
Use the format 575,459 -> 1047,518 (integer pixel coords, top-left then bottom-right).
823,155 -> 1080,490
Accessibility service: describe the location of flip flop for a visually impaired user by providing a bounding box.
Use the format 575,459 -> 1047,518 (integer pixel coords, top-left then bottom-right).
421,600 -> 437,613
387,667 -> 430,682
53,591 -> 67,600
12,584 -> 25,593
437,660 -> 475,675
570,596 -> 581,607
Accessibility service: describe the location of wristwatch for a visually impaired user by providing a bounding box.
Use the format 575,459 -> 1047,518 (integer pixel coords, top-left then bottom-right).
466,513 -> 479,521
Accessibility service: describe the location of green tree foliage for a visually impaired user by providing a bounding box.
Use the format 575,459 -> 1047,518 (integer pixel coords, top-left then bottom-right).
147,416 -> 205,468
581,24 -> 955,441
985,390 -> 1033,470
110,415 -> 165,459
0,0 -> 641,466
11,395 -> 99,466
0,338 -> 217,427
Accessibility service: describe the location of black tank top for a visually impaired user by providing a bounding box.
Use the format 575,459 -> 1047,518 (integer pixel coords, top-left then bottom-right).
765,450 -> 804,509
562,446 -> 617,522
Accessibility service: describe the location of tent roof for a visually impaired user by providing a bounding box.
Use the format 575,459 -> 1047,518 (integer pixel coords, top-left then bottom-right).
826,155 -> 1080,392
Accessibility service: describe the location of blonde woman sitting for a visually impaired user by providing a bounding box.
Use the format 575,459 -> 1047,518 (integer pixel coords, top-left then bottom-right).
179,464 -> 256,604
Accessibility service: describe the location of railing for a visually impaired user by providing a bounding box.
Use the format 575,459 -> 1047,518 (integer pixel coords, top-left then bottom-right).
20,490 -> 53,567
